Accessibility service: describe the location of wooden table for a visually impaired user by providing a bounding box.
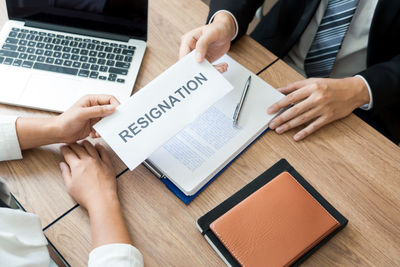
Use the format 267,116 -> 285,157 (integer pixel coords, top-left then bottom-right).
0,0 -> 276,229
1,0 -> 400,266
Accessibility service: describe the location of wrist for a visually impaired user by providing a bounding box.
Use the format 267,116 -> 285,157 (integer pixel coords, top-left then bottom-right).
87,191 -> 120,216
213,12 -> 236,40
47,116 -> 64,143
349,76 -> 370,108
87,191 -> 131,248
16,117 -> 61,150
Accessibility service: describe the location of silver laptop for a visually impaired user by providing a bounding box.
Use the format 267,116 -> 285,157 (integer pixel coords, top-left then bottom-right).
0,0 -> 148,112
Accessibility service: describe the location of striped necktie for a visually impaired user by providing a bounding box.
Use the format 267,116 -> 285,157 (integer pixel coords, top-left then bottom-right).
304,0 -> 360,78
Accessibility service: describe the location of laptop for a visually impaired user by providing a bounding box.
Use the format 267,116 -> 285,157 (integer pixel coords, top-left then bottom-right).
0,0 -> 148,112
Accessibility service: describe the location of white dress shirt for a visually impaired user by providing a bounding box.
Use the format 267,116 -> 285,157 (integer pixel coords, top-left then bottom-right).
212,0 -> 378,110
284,0 -> 379,79
0,115 -> 144,266
0,207 -> 54,267
0,205 -> 144,267
0,116 -> 22,161
284,0 -> 378,110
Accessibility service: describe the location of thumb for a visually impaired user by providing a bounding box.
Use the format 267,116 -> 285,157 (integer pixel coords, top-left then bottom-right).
80,105 -> 116,120
195,30 -> 215,63
59,162 -> 72,186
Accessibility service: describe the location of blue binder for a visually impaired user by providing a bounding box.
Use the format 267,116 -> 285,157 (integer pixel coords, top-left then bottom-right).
142,55 -> 282,204
144,128 -> 270,205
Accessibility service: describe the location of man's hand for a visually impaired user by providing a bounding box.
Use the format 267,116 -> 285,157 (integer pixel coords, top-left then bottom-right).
16,94 -> 119,150
179,12 -> 236,63
267,77 -> 370,141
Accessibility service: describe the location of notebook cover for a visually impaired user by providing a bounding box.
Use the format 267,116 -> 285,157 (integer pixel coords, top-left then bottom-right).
210,172 -> 340,266
197,159 -> 348,266
159,128 -> 270,205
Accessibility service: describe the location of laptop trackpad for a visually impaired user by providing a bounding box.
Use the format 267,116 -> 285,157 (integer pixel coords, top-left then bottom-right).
19,74 -> 82,112
0,66 -> 30,103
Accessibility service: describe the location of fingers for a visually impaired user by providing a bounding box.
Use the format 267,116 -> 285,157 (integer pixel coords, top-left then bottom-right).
213,62 -> 228,73
61,141 -> 102,164
90,129 -> 101,139
75,94 -> 120,120
179,43 -> 192,60
80,105 -> 115,120
275,107 -> 320,134
269,98 -> 316,130
82,140 -> 100,159
95,144 -> 113,167
69,143 -> 89,159
277,79 -> 316,95
195,29 -> 216,63
90,117 -> 103,127
294,116 -> 329,141
179,29 -> 199,59
79,94 -> 120,107
267,84 -> 313,115
90,131 -> 96,139
59,162 -> 72,186
94,95 -> 119,106
89,117 -> 103,138
277,80 -> 308,95
61,145 -> 79,166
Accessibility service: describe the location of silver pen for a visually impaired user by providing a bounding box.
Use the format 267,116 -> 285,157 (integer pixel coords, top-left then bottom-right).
232,75 -> 252,126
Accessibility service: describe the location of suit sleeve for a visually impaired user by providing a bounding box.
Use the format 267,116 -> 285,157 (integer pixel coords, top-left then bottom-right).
207,0 -> 265,40
358,55 -> 400,115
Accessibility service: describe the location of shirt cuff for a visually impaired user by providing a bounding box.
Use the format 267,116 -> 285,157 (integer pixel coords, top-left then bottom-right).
0,116 -> 22,162
89,243 -> 144,267
208,10 -> 239,41
0,208 -> 50,266
355,75 -> 373,111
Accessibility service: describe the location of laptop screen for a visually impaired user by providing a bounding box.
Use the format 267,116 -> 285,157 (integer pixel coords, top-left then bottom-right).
6,0 -> 148,40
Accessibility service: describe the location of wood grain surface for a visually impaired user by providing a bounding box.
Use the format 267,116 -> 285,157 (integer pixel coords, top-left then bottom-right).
130,0 -> 276,94
259,60 -> 400,266
1,0 -> 400,266
0,0 -> 276,227
44,64 -> 400,266
0,102 -> 127,227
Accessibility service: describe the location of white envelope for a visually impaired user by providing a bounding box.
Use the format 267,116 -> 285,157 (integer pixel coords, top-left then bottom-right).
94,52 -> 234,170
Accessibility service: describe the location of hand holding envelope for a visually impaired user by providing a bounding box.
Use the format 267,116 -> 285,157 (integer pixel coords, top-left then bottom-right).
94,52 -> 233,170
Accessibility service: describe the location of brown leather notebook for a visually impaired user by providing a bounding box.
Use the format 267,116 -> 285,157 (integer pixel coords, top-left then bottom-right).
209,171 -> 340,267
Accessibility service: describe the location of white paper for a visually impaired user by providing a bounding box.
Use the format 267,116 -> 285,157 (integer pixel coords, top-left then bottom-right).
94,52 -> 234,170
147,55 -> 284,195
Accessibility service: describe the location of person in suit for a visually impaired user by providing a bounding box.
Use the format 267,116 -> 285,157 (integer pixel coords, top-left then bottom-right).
0,95 -> 143,266
180,0 -> 400,144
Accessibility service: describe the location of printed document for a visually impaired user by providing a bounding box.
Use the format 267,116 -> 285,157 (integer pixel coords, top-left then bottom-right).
147,55 -> 284,195
94,52 -> 234,170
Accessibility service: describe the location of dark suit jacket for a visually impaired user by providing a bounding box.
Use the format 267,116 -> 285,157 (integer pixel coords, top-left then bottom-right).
208,0 -> 400,143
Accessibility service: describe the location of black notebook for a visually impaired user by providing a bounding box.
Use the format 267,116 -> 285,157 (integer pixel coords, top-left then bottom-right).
197,159 -> 348,266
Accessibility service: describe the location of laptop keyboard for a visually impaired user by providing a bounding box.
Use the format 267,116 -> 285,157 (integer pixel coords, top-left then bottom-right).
0,27 -> 136,83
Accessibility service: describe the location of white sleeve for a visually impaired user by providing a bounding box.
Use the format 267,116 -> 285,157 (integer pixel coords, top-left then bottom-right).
89,243 -> 144,267
0,116 -> 22,162
208,10 -> 239,41
355,75 -> 373,110
0,208 -> 50,267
